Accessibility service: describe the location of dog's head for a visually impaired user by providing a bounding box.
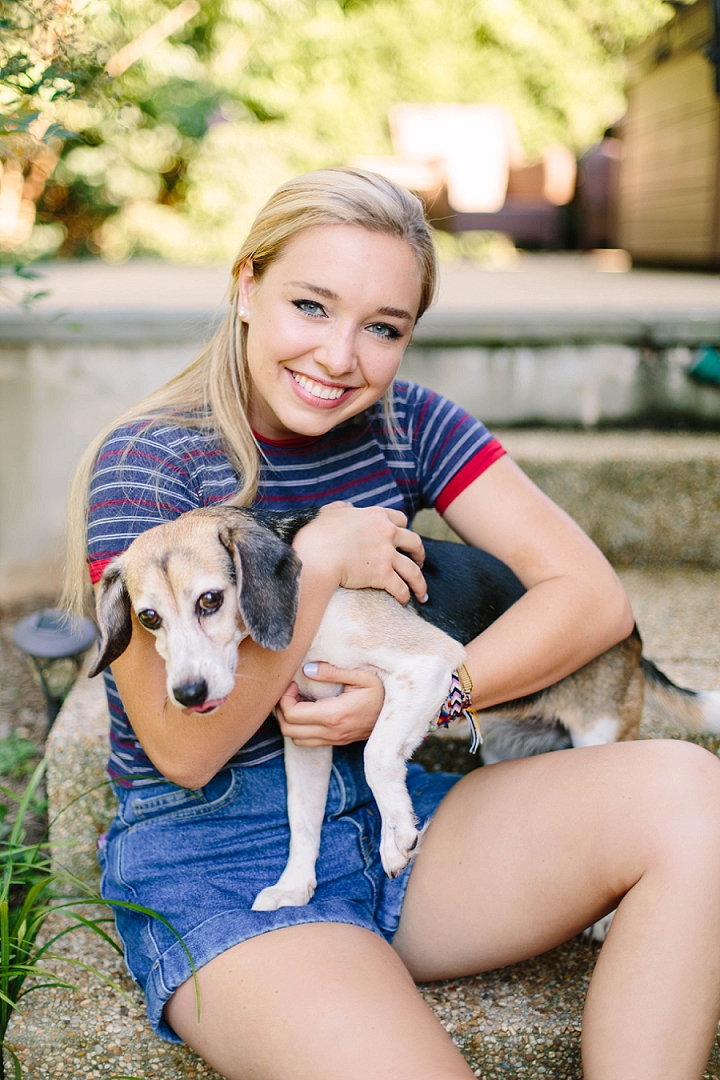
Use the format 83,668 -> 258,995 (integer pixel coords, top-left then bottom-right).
89,507 -> 302,713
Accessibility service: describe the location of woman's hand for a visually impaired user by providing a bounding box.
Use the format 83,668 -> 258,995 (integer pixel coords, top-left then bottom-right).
292,502 -> 427,606
276,662 -> 385,747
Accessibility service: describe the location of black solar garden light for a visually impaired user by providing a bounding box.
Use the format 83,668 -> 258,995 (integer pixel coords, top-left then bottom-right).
13,609 -> 97,731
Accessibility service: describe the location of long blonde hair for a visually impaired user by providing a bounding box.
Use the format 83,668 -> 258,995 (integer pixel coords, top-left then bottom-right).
63,167 -> 438,614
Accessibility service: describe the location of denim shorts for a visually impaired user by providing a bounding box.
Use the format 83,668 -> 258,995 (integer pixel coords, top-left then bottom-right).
98,742 -> 461,1043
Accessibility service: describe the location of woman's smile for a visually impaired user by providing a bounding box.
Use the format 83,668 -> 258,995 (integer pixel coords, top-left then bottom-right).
237,224 -> 422,441
287,368 -> 356,407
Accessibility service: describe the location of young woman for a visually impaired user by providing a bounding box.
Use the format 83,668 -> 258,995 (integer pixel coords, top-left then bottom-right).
65,168 -> 720,1080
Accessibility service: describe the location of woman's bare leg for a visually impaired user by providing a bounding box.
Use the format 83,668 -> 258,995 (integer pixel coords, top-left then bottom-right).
394,738 -> 720,1080
166,739 -> 720,1080
164,922 -> 474,1080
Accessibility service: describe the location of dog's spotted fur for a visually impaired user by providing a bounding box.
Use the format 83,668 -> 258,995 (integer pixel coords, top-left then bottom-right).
91,506 -> 720,920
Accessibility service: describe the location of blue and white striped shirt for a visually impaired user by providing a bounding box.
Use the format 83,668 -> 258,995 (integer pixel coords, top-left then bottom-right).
87,380 -> 504,786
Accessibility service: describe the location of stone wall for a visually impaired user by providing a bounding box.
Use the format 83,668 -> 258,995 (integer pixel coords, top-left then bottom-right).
3,258 -> 720,600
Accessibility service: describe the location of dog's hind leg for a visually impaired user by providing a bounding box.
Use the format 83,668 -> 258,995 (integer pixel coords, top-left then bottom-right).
364,657 -> 452,880
252,739 -> 333,911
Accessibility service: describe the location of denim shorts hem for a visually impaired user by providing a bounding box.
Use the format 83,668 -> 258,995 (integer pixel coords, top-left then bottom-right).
147,900 -> 386,1042
100,751 -> 463,1045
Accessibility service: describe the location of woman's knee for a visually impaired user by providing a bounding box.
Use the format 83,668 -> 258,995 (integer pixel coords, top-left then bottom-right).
639,738 -> 720,799
632,739 -> 720,855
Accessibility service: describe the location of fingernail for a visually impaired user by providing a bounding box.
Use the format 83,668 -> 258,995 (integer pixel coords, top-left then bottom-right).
420,593 -> 428,604
303,662 -> 319,677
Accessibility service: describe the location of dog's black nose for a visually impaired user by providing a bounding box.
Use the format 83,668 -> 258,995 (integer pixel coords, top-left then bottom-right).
173,680 -> 209,707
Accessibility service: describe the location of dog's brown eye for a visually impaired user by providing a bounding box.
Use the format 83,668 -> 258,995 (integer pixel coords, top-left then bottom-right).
138,609 -> 162,630
197,591 -> 223,616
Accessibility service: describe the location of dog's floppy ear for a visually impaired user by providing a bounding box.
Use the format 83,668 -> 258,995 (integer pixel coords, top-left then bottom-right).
88,559 -> 133,677
220,521 -> 302,651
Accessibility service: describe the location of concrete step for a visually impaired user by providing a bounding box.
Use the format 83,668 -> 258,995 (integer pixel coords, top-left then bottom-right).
414,429 -> 720,568
5,569 -> 720,1078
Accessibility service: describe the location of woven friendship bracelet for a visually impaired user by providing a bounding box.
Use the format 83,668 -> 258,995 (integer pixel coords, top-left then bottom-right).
428,663 -> 482,753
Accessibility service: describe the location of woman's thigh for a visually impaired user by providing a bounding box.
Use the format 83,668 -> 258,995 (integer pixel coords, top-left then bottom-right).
393,738 -> 720,979
164,740 -> 720,1080
165,922 -> 474,1080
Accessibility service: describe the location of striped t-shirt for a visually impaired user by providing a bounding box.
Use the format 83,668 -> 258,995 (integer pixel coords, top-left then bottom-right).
87,379 -> 504,786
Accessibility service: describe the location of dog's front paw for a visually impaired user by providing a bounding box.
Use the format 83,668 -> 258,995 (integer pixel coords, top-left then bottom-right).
379,823 -> 420,879
251,881 -> 315,911
582,909 -> 616,943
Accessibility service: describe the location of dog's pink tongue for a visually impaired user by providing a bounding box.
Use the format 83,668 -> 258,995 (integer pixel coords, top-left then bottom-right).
185,698 -> 226,714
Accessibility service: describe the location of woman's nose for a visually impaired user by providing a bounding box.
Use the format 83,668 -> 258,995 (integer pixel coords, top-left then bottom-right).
314,326 -> 358,377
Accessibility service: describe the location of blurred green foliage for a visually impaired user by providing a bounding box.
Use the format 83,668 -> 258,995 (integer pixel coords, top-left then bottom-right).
0,0 -> 108,261
0,734 -> 37,780
6,0 -> 676,263
0,0 -> 104,137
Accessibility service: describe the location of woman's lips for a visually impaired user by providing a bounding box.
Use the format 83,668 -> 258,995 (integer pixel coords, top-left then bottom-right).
287,368 -> 356,409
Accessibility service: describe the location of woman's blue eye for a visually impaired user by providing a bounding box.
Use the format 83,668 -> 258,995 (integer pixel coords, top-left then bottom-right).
293,299 -> 326,317
368,323 -> 401,340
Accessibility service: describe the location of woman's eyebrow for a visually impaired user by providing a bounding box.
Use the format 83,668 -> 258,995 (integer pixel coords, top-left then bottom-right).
288,281 -> 338,300
287,282 -> 413,321
376,305 -> 414,320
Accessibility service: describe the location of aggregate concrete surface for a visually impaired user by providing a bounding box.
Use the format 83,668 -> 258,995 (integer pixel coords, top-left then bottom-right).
468,432 -> 720,570
5,568 -> 720,1079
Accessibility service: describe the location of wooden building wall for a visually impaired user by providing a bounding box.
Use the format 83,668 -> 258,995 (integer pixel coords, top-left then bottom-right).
617,0 -> 720,266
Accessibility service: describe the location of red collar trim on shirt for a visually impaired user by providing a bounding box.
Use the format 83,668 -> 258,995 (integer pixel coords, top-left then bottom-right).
252,429 -> 322,448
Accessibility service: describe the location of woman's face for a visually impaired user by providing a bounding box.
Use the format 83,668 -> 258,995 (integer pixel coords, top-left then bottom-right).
238,224 -> 424,441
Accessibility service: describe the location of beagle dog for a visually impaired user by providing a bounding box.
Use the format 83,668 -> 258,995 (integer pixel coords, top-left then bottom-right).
90,506 -> 720,914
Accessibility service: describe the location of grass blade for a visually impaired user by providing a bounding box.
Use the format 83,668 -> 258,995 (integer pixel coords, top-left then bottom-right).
8,761 -> 46,849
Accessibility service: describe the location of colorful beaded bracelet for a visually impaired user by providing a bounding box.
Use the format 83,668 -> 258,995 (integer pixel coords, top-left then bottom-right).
428,663 -> 482,753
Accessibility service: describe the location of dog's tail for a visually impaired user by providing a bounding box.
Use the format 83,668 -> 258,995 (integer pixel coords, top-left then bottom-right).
642,658 -> 720,734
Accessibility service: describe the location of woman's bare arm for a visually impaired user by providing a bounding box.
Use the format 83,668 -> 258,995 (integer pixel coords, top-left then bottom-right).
101,503 -> 427,789
443,455 -> 634,710
277,456 -> 633,746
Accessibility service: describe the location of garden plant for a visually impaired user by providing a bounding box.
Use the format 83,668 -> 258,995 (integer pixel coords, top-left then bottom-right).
0,757 -> 198,1080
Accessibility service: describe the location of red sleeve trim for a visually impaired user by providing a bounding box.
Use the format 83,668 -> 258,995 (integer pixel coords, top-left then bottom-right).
434,438 -> 506,515
88,556 -> 116,584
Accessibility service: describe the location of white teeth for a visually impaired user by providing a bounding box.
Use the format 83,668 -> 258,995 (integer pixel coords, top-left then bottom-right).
292,372 -> 344,400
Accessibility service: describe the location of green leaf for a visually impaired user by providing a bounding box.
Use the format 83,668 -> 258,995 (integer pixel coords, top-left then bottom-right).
8,759 -> 46,849
1,1039 -> 23,1080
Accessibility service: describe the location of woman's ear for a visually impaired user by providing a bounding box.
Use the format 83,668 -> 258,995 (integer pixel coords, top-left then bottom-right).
237,259 -> 255,321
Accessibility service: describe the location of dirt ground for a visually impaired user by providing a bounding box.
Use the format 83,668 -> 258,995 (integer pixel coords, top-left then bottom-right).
0,598 -> 57,835
0,600 -> 49,743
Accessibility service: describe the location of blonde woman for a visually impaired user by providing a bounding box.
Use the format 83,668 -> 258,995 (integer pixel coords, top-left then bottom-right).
66,168 -> 720,1080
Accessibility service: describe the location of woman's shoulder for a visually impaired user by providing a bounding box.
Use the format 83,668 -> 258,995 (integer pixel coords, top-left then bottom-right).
92,416 -> 235,490
89,415 -> 239,521
386,378 -> 432,410
379,379 -> 484,439
96,416 -> 222,464
87,417 -> 237,581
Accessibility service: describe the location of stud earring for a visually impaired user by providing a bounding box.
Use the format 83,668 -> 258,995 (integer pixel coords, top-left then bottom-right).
239,305 -> 246,317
